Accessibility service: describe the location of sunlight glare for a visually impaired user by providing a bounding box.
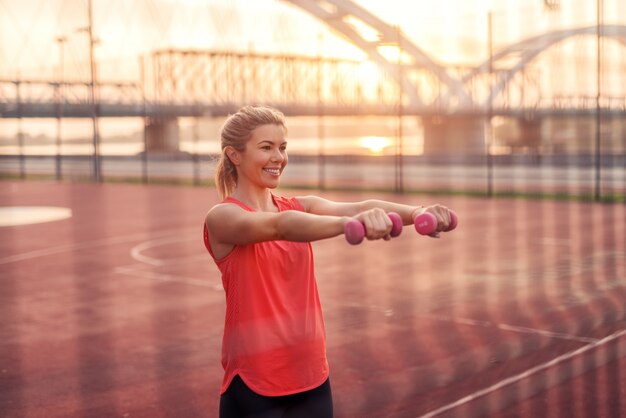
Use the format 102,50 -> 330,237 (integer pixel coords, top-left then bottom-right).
376,45 -> 412,64
343,15 -> 381,42
357,61 -> 383,89
359,136 -> 391,155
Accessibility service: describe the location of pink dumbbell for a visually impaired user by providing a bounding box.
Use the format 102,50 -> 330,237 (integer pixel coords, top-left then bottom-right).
344,212 -> 403,245
414,210 -> 458,235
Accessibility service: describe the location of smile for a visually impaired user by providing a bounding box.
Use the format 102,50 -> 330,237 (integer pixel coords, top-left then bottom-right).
263,168 -> 281,176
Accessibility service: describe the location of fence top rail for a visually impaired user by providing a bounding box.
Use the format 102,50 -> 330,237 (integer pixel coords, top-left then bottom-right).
0,79 -> 140,87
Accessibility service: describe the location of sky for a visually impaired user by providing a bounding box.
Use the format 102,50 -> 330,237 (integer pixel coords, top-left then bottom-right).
1,0 -> 624,81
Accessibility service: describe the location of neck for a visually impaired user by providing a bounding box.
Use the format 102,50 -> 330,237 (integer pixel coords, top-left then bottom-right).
230,184 -> 276,212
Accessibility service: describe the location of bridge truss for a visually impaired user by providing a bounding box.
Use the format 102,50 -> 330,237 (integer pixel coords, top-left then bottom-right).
151,49 -> 400,115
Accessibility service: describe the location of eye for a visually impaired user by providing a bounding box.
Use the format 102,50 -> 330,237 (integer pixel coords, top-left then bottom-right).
260,145 -> 271,150
280,145 -> 287,151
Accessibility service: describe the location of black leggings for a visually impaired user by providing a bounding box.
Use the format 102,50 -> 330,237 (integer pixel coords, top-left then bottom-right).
219,375 -> 333,418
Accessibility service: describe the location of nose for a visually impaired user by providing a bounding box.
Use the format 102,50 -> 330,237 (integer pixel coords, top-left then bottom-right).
271,148 -> 285,162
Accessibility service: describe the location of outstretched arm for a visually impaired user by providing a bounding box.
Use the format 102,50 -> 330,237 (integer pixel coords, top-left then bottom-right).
206,203 -> 393,250
206,204 -> 346,247
297,195 -> 451,233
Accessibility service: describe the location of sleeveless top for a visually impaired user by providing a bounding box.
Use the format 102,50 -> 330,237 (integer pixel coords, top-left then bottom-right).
204,194 -> 329,396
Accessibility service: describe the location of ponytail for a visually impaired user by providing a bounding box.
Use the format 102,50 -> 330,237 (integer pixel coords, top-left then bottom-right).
214,150 -> 237,199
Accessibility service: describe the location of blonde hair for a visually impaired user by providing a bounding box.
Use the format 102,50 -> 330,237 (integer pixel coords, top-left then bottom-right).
215,105 -> 286,199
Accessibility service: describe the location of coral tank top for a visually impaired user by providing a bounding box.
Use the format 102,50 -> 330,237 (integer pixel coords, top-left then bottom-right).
204,194 -> 328,396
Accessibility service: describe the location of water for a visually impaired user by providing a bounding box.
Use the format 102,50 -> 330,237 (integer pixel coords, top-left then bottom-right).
0,116 -> 424,157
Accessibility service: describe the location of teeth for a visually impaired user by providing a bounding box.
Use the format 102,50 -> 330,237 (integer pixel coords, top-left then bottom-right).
264,168 -> 280,175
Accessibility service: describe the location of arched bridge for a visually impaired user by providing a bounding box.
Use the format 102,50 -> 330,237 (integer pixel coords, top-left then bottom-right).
283,0 -> 626,114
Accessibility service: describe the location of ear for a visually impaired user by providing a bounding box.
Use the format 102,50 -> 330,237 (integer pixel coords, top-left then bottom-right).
224,146 -> 241,166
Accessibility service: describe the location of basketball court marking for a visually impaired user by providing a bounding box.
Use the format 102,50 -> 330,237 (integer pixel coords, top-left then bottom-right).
116,233 -> 222,289
426,314 -> 599,344
0,227 -> 198,265
0,206 -> 72,227
129,235 -> 200,266
115,264 -> 223,291
323,299 -> 395,317
325,298 -> 600,343
416,328 -> 626,418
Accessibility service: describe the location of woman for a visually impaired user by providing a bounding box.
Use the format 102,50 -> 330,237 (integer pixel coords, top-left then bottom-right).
204,105 -> 452,418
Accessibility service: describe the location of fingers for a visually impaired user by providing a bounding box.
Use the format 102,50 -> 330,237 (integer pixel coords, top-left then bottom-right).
355,208 -> 393,241
424,204 -> 452,236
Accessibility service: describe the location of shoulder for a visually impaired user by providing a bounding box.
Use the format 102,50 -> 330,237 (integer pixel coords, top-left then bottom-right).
205,202 -> 246,225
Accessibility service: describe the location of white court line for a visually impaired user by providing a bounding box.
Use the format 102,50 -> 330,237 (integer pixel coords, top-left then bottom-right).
497,323 -> 598,344
324,299 -> 395,317
130,236 -> 209,267
115,265 -> 222,291
428,314 -> 598,344
130,235 -> 197,266
123,233 -> 221,288
0,227 -> 197,265
416,328 -> 626,418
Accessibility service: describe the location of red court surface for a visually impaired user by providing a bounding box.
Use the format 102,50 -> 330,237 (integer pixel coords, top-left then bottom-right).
1,180 -> 625,418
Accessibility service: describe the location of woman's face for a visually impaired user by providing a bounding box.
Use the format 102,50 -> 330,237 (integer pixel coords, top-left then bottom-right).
237,123 -> 288,190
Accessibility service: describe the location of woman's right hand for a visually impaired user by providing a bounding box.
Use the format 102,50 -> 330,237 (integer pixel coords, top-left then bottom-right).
350,208 -> 394,241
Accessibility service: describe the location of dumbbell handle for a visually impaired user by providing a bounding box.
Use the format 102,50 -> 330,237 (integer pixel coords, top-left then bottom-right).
344,212 -> 403,245
414,210 -> 458,235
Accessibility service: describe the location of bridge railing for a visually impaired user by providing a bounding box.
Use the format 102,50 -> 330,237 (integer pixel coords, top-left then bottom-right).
549,95 -> 626,111
0,79 -> 143,107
